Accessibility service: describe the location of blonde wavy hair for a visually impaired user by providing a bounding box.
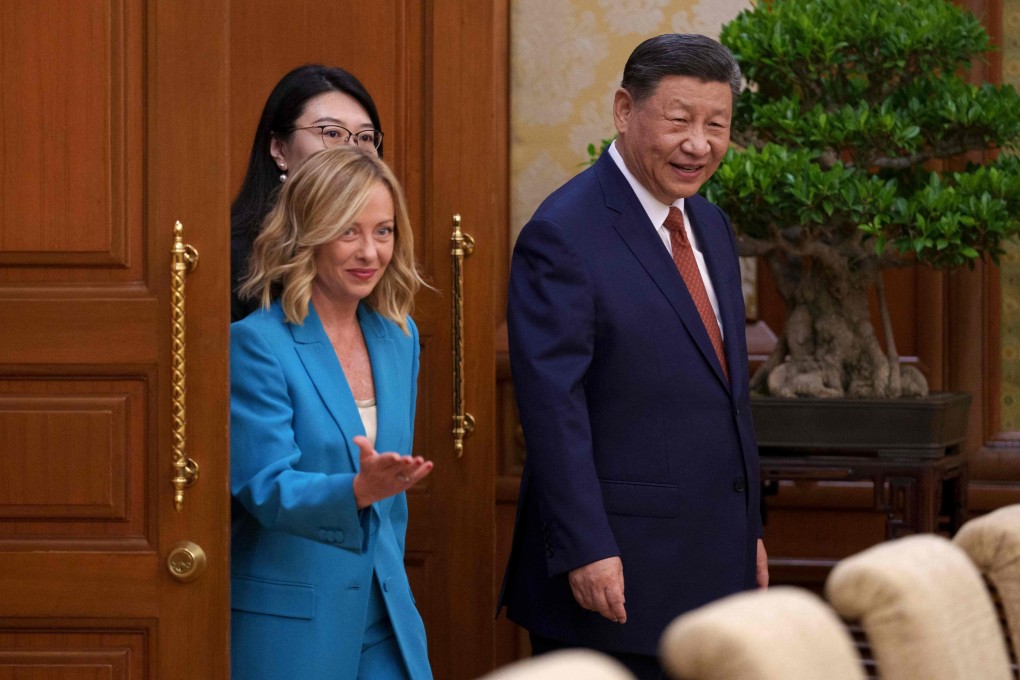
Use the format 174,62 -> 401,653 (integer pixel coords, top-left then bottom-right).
238,146 -> 423,333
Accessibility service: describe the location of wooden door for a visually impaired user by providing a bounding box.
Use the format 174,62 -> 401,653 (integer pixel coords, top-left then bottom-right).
229,2 -> 505,677
0,1 -> 231,678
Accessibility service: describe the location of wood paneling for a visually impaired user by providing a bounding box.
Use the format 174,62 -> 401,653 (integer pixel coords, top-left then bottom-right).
0,0 -> 231,677
944,0 -> 1019,509
0,384 -> 142,524
495,487 -> 528,667
0,0 -> 140,275
417,3 -> 504,676
0,301 -> 156,365
0,627 -> 147,680
228,1 -> 426,234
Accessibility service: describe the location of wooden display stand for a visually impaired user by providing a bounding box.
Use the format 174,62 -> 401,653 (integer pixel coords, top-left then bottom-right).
754,392 -> 972,537
759,451 -> 968,539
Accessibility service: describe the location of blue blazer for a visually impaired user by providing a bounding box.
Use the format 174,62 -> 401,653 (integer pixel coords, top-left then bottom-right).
499,152 -> 762,656
230,300 -> 430,680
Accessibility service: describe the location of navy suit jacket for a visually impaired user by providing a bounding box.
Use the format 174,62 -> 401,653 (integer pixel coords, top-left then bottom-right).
499,152 -> 761,656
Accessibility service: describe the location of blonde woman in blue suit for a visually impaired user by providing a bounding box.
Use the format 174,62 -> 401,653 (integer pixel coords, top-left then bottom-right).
231,145 -> 433,679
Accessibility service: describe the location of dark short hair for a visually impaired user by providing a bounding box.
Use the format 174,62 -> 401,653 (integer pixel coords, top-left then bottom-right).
230,64 -> 382,320
621,34 -> 740,104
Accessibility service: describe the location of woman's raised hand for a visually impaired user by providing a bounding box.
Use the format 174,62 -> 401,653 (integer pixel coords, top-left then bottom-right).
351,435 -> 433,509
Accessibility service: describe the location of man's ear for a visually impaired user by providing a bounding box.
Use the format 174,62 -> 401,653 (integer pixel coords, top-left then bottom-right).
613,88 -> 633,135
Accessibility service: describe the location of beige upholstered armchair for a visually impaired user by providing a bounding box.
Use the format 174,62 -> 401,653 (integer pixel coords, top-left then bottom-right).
953,504 -> 1020,675
826,533 -> 1012,680
659,586 -> 865,680
475,649 -> 636,680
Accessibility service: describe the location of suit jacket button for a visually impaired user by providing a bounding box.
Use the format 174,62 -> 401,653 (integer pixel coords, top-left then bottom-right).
325,531 -> 336,542
317,529 -> 328,541
383,577 -> 393,593
334,530 -> 344,543
733,479 -> 747,492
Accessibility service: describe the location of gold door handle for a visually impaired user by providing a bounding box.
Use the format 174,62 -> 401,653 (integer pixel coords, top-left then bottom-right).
167,540 -> 207,582
170,221 -> 200,511
450,214 -> 475,457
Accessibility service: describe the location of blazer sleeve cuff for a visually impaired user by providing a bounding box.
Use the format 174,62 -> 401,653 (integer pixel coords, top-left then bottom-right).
542,517 -> 621,578
311,475 -> 370,552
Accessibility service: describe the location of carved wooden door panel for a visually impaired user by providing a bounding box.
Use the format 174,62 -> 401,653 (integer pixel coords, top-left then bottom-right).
0,1 -> 231,678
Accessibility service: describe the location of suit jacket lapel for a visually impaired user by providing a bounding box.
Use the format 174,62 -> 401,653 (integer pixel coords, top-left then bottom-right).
595,155 -> 729,389
291,302 -> 364,471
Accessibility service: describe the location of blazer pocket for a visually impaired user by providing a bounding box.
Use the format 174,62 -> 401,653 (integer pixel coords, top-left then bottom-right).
599,479 -> 679,518
232,575 -> 315,620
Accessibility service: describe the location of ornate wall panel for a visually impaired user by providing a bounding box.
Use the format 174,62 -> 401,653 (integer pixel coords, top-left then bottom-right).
999,0 -> 1020,431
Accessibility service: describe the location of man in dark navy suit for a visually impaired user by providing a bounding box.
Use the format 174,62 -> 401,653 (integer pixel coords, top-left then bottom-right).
499,34 -> 768,679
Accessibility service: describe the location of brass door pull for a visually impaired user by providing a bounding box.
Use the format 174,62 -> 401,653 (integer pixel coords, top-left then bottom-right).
167,540 -> 207,582
170,221 -> 200,511
450,214 -> 475,457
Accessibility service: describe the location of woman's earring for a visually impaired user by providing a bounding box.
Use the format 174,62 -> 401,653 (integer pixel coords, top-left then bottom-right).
279,172 -> 287,183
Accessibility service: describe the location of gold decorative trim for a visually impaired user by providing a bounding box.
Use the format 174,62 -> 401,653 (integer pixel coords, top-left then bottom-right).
170,221 -> 200,511
450,214 -> 476,457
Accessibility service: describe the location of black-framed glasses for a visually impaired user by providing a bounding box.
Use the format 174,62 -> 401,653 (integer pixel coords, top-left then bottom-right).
288,124 -> 384,150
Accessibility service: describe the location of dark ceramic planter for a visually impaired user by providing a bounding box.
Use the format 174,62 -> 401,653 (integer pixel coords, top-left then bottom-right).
751,391 -> 972,458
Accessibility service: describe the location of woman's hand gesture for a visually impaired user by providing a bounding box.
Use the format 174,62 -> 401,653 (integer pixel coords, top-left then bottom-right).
351,435 -> 433,509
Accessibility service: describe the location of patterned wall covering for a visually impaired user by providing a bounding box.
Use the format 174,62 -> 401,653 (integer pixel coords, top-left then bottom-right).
1001,0 -> 1020,430
509,0 -> 751,242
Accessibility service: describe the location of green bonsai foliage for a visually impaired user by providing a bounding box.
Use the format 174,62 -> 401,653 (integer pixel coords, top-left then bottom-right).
707,0 -> 1020,398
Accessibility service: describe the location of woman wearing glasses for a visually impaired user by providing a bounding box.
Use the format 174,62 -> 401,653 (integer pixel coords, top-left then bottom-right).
231,64 -> 385,321
231,146 -> 432,679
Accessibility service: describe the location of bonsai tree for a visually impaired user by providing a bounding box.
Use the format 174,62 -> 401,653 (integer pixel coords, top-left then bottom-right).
702,0 -> 1020,398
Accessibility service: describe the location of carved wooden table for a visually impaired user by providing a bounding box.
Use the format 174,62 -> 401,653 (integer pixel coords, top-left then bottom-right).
759,451 -> 968,539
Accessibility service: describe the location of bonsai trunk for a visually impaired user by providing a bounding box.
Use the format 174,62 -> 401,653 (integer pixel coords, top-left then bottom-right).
753,248 -> 928,399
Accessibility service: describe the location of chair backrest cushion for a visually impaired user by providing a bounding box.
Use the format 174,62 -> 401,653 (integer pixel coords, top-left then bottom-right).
476,649 -> 636,680
826,534 -> 1011,680
660,586 -> 865,680
954,505 -> 1020,660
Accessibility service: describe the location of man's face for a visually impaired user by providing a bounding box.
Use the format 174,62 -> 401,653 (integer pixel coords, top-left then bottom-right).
614,75 -> 732,204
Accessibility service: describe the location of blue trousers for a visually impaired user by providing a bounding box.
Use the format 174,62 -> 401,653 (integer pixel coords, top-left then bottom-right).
357,576 -> 412,680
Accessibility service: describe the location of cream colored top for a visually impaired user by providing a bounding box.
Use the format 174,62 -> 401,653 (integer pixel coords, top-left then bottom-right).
355,398 -> 377,447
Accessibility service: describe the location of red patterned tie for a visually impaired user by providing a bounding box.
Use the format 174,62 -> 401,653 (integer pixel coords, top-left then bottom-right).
664,206 -> 729,381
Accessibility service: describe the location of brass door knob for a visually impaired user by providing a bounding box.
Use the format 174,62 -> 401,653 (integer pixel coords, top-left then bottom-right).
167,540 -> 207,582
